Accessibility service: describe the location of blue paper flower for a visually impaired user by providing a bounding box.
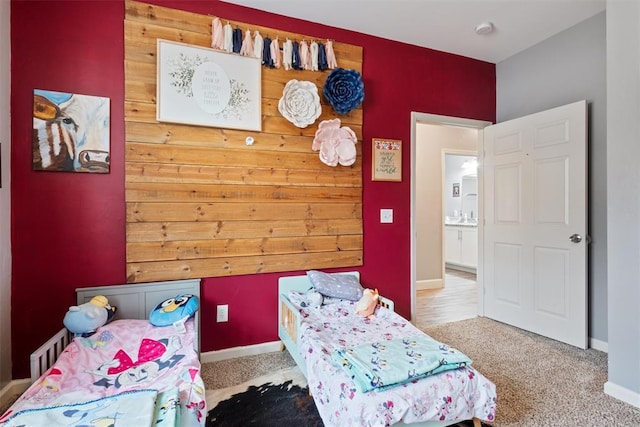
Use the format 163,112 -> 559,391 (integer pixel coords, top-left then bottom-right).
322,68 -> 365,115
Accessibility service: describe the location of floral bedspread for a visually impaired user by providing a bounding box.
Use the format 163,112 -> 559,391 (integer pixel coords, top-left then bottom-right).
290,295 -> 497,426
0,319 -> 206,426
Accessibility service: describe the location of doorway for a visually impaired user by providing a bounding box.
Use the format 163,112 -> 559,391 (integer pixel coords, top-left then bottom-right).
410,112 -> 491,326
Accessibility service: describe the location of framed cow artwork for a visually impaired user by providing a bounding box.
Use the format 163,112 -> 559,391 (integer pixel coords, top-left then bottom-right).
32,89 -> 110,173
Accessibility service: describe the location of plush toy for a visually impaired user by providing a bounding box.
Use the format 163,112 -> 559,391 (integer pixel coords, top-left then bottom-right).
149,294 -> 199,329
356,288 -> 379,318
63,295 -> 117,337
300,289 -> 324,308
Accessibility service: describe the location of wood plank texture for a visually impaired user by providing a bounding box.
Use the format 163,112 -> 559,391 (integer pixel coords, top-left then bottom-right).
125,0 -> 363,282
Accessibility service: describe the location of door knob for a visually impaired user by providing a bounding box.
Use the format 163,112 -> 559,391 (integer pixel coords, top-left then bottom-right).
569,233 -> 582,243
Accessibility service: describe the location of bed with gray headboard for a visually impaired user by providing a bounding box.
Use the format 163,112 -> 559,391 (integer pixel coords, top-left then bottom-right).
31,279 -> 201,382
4,279 -> 206,427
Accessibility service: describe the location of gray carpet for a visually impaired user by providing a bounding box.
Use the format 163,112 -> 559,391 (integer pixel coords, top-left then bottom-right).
203,317 -> 640,426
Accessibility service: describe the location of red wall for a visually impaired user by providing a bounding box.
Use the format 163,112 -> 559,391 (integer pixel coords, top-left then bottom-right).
10,0 -> 495,378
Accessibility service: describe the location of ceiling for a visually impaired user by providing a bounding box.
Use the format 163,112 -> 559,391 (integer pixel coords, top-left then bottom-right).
220,0 -> 605,63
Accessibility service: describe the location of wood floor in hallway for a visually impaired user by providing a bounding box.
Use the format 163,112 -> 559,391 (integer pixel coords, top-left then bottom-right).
415,268 -> 478,329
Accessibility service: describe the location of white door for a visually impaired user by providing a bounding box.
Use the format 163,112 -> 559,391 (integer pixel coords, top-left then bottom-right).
483,100 -> 588,349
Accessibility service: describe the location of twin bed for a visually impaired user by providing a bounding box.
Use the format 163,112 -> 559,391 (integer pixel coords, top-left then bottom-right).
1,279 -> 206,427
3,272 -> 497,427
278,272 -> 497,427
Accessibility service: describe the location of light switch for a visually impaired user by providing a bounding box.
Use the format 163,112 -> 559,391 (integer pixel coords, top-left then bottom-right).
380,209 -> 393,223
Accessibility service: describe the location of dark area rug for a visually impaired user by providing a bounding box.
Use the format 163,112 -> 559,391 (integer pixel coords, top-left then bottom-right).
206,380 -> 322,426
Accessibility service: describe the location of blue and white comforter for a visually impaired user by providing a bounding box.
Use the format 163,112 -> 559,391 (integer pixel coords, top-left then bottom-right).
332,334 -> 472,392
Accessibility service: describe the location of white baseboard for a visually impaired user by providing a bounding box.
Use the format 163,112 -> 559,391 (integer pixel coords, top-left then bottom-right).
0,378 -> 29,409
416,279 -> 442,290
589,337 -> 608,353
605,381 -> 640,409
200,340 -> 283,364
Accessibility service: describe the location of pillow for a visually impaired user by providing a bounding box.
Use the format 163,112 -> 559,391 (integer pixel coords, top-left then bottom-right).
149,294 -> 199,327
306,270 -> 364,301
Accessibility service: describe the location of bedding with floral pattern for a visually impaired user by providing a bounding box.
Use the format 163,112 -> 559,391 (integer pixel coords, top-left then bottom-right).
289,296 -> 497,426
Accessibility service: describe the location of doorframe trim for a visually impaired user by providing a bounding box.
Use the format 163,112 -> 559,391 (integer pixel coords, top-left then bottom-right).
410,112 -> 492,325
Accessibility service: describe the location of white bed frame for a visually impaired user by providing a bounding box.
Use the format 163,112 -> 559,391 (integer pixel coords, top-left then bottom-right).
277,272 -> 482,427
30,279 -> 201,383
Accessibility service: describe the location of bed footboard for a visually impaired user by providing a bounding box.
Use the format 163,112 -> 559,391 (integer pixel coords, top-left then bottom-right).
280,300 -> 297,345
278,295 -> 307,377
29,328 -> 72,383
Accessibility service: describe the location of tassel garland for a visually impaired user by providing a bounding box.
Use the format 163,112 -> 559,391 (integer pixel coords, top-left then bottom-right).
253,31 -> 264,60
271,37 -> 282,68
209,18 -> 338,71
310,41 -> 319,71
223,22 -> 233,53
240,29 -> 255,57
282,38 -> 293,71
211,18 -> 224,50
325,40 -> 338,69
232,27 -> 242,53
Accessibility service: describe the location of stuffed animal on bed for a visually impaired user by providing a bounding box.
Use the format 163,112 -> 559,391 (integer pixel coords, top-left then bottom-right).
356,288 -> 379,318
63,295 -> 117,337
149,294 -> 199,332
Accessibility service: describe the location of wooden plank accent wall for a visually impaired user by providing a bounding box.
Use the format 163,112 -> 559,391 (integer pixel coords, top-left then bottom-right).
124,0 -> 364,283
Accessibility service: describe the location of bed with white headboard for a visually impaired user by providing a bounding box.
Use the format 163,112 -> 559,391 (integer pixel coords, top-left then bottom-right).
278,271 -> 497,427
3,279 -> 205,427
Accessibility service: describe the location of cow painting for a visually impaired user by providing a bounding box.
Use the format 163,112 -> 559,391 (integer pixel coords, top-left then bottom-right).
33,89 -> 110,173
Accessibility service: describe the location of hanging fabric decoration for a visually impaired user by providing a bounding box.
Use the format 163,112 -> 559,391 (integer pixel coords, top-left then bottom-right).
300,40 -> 311,70
282,39 -> 293,70
322,68 -> 365,115
292,41 -> 301,70
211,17 -> 224,49
310,41 -> 319,71
232,27 -> 242,53
317,42 -> 328,71
262,36 -> 273,68
253,31 -> 264,60
223,22 -> 233,52
207,16 -> 345,73
271,37 -> 282,68
240,29 -> 255,57
278,80 -> 322,128
325,40 -> 338,69
312,119 -> 358,167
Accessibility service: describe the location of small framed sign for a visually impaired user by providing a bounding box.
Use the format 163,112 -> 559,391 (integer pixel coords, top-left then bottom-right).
372,138 -> 402,182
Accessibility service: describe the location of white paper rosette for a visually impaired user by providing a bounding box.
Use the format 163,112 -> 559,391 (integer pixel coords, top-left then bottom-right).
278,79 -> 322,128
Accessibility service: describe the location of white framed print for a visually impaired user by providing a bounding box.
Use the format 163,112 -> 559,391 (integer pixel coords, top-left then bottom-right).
156,39 -> 262,131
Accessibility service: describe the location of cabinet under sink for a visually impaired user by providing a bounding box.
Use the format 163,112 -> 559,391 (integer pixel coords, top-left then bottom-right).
444,225 -> 477,272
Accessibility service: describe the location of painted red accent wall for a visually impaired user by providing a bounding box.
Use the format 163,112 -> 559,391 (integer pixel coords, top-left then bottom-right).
10,0 -> 495,379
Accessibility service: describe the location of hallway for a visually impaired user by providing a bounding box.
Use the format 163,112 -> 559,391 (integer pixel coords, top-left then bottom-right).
415,269 -> 478,329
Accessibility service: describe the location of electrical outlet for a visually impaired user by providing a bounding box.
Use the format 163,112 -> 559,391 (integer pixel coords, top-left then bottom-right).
216,304 -> 229,322
380,209 -> 393,223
